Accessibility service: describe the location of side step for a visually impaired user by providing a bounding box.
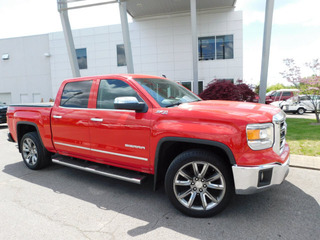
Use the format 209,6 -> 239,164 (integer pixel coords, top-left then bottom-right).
52,155 -> 147,184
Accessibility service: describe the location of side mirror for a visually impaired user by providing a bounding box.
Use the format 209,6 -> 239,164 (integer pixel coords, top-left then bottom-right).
114,97 -> 146,112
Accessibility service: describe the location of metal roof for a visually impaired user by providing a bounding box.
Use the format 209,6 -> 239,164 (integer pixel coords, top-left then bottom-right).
125,0 -> 237,18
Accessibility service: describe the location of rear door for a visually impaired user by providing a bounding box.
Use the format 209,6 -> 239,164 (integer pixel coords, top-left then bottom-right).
51,80 -> 93,159
89,78 -> 152,170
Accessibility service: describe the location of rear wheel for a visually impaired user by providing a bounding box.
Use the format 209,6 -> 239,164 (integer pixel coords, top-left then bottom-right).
21,132 -> 51,170
165,149 -> 233,217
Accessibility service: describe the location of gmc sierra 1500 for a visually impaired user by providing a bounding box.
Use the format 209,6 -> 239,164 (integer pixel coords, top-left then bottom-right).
7,74 -> 290,217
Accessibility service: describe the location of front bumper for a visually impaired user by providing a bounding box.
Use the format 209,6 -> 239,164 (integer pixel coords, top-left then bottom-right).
232,156 -> 290,195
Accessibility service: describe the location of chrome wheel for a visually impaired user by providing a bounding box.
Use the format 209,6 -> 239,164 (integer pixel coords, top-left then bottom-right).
297,108 -> 305,115
173,161 -> 226,211
22,138 -> 38,166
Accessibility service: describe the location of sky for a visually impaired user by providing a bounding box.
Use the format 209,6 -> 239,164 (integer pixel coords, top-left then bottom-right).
0,0 -> 319,87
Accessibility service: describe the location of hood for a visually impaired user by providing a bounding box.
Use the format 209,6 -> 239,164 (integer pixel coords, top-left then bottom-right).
176,100 -> 280,123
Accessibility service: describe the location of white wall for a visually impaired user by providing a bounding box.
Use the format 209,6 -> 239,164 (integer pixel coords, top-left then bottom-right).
49,9 -> 243,95
0,35 -> 52,104
0,9 -> 242,103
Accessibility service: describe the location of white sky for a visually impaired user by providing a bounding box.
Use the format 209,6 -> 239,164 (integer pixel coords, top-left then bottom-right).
0,0 -> 319,87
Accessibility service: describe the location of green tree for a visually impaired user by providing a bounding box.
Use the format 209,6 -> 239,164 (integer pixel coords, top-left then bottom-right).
266,83 -> 296,92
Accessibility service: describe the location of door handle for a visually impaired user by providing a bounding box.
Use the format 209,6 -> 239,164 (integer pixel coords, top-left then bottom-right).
90,118 -> 103,122
53,115 -> 62,119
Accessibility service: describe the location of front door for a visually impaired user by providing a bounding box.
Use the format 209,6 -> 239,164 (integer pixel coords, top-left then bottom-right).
89,79 -> 151,170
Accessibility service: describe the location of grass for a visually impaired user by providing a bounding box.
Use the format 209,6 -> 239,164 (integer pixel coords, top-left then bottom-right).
286,118 -> 320,156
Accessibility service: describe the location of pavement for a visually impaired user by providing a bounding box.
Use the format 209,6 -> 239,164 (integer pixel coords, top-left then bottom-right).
0,124 -> 320,240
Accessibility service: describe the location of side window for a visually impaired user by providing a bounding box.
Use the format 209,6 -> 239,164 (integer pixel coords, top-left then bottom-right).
60,81 -> 93,108
97,79 -> 139,109
282,92 -> 292,96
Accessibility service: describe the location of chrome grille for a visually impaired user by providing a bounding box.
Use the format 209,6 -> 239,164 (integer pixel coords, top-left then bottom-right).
273,112 -> 287,155
279,120 -> 287,154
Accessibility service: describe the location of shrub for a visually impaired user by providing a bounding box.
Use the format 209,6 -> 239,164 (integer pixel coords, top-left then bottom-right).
199,80 -> 256,102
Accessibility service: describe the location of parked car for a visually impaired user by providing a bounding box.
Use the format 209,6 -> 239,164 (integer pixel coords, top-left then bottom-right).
265,89 -> 299,104
0,103 -> 8,124
280,95 -> 320,115
7,74 -> 290,217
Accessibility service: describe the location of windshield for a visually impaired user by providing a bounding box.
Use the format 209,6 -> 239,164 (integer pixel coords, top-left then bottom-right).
134,78 -> 201,107
266,91 -> 275,96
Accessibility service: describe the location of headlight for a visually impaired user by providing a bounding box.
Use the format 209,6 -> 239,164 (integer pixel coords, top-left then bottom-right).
246,123 -> 274,150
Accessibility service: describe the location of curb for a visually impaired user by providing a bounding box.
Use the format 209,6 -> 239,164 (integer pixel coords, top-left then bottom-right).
290,154 -> 320,171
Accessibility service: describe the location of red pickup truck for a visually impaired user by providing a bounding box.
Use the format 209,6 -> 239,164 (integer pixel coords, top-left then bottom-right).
7,74 -> 290,217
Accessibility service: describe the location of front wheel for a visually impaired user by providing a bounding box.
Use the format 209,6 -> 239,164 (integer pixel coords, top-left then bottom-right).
165,149 -> 234,217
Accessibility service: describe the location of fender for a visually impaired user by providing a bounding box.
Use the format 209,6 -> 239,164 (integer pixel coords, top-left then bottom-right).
16,121 -> 46,153
153,137 -> 236,190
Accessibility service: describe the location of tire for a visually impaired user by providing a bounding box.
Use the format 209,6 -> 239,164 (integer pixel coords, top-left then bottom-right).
20,132 -> 51,170
297,108 -> 305,115
165,149 -> 234,218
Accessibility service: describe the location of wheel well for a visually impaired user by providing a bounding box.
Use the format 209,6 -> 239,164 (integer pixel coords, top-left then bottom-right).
17,124 -> 37,152
154,140 -> 233,190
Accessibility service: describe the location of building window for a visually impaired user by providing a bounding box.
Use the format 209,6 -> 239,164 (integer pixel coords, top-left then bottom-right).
117,44 -> 126,67
198,37 -> 215,60
198,35 -> 233,61
216,79 -> 234,84
76,48 -> 87,69
216,35 -> 233,59
181,81 -> 204,94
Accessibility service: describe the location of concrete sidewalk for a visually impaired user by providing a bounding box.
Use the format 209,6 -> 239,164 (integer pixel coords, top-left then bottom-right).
290,154 -> 320,170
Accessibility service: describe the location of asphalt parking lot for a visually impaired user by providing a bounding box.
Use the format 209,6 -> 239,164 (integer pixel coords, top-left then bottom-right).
0,124 -> 319,240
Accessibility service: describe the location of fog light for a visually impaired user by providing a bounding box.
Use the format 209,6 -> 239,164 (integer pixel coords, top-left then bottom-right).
258,168 -> 273,187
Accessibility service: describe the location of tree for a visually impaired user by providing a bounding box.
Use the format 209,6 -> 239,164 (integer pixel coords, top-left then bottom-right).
305,59 -> 320,75
266,83 -> 296,92
199,80 -> 256,102
279,58 -> 301,87
281,58 -> 320,123
299,76 -> 320,123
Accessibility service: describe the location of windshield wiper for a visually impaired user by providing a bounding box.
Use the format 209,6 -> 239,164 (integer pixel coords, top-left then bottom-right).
166,99 -> 201,108
166,102 -> 182,107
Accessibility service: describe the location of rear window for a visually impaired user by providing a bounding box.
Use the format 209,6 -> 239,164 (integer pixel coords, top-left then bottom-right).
60,81 -> 93,108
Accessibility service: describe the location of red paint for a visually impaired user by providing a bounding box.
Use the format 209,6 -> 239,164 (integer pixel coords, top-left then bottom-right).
7,74 -> 290,174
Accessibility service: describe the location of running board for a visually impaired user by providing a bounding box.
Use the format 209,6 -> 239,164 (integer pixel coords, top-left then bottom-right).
52,155 -> 147,184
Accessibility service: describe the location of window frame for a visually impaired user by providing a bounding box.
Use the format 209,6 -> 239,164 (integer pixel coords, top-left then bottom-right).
96,79 -> 144,110
176,81 -> 204,94
198,34 -> 234,61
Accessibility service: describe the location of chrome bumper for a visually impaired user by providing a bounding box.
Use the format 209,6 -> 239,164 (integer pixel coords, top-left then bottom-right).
232,156 -> 290,195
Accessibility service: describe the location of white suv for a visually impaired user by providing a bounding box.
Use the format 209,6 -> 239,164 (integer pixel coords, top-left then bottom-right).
279,95 -> 320,114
